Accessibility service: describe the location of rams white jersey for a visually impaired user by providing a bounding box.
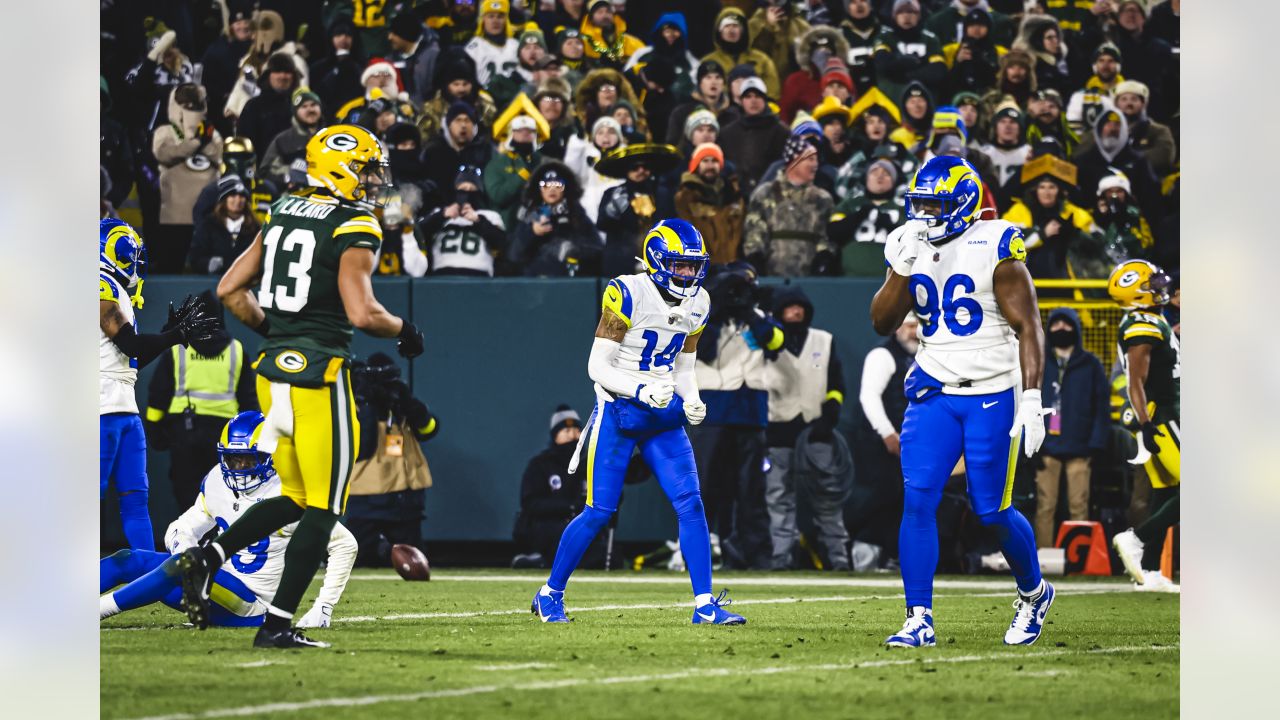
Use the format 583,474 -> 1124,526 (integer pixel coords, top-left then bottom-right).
598,273 -> 710,402
99,273 -> 139,415
905,219 -> 1028,394
164,467 -> 357,612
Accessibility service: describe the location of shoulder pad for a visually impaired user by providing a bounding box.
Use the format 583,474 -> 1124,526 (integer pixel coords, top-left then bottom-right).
996,225 -> 1027,263
334,213 -> 383,240
602,277 -> 634,327
99,274 -> 119,301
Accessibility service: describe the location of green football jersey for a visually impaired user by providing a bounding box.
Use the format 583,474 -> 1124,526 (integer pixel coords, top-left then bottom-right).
1118,309 -> 1180,423
255,189 -> 382,386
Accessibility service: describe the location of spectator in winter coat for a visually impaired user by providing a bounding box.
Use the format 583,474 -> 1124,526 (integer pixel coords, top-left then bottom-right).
429,0 -> 480,49
718,77 -> 790,198
979,100 -> 1031,209
665,60 -> 740,148
237,53 -> 302,153
873,0 -> 947,106
829,156 -> 905,276
1109,0 -> 1174,118
420,101 -> 496,210
743,136 -> 837,278
926,0 -> 1015,47
1066,42 -> 1123,135
572,67 -> 646,137
578,0 -> 645,66
417,49 -> 499,141
487,27 -> 549,111
1033,307 -> 1110,548
1016,14 -> 1071,97
100,79 -> 134,211
624,12 -> 700,101
1026,88 -> 1079,157
942,8 -> 1006,98
1072,108 -> 1161,224
387,11 -> 440,105
1001,170 -> 1102,282
311,21 -> 366,116
259,88 -> 323,191
813,96 -> 856,169
533,77 -> 578,160
466,0 -> 519,88
979,46 -> 1036,119
674,143 -> 745,264
1110,80 -> 1176,178
838,0 -> 883,86
888,81 -> 933,149
596,145 -> 678,276
418,165 -> 507,276
563,115 -> 625,223
150,84 -> 223,274
188,176 -> 259,275
749,1 -> 812,78
509,161 -> 602,276
1093,171 -> 1155,265
780,27 -> 851,124
834,89 -> 905,198
199,1 -> 255,128
512,406 -> 587,567
700,7 -> 782,100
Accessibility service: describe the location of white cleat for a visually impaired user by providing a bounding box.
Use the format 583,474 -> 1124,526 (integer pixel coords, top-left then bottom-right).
1112,529 -> 1146,584
1133,570 -> 1180,594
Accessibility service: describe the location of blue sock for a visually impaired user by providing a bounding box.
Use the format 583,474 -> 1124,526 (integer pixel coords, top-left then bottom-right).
672,491 -> 712,597
900,485 -> 943,608
978,507 -> 1043,595
100,549 -> 169,593
113,554 -> 184,612
118,490 -> 155,551
546,505 -> 612,592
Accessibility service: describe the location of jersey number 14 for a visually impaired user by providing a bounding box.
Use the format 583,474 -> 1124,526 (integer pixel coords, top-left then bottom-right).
910,273 -> 983,337
259,226 -> 316,312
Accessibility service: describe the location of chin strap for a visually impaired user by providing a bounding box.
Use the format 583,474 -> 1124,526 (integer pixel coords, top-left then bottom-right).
130,279 -> 145,309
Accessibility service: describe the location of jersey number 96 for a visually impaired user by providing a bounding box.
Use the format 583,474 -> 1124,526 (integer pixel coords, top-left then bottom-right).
910,274 -> 983,337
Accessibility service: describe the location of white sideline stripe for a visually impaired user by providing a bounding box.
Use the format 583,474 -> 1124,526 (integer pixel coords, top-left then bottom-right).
351,573 -> 1130,592
230,660 -> 286,669
474,662 -> 555,671
127,644 -> 1177,720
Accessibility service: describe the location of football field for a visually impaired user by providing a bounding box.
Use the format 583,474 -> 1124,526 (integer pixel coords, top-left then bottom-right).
101,570 -> 1179,719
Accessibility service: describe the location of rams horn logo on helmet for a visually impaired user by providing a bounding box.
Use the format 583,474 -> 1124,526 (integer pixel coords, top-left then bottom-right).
325,132 -> 359,152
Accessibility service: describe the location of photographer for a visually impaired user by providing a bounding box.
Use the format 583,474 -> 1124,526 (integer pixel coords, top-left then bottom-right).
688,262 -> 784,569
512,406 -> 585,568
344,353 -> 440,568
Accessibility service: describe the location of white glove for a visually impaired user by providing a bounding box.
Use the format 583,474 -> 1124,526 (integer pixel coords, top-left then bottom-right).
147,30 -> 177,63
296,601 -> 333,629
684,398 -> 707,425
884,220 -> 929,276
637,383 -> 674,409
1009,388 -> 1054,458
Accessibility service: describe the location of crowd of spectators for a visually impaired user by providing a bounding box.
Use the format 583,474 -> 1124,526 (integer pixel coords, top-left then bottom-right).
101,0 -> 1178,281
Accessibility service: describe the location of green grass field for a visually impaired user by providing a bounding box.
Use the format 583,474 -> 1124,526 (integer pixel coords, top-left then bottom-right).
101,570 -> 1179,720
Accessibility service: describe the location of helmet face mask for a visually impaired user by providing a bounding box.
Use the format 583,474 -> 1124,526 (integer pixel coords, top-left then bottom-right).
1108,259 -> 1171,309
904,156 -> 983,242
217,411 -> 276,493
642,220 -> 710,299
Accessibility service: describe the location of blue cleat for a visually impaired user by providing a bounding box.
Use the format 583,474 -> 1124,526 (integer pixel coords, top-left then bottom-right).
531,589 -> 570,623
692,589 -> 746,625
1004,581 -> 1055,645
885,607 -> 936,648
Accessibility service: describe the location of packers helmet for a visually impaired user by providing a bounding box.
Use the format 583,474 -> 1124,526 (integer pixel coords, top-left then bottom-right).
641,219 -> 709,299
1108,259 -> 1171,309
305,124 -> 393,205
904,155 -> 983,242
217,411 -> 276,493
100,218 -> 147,308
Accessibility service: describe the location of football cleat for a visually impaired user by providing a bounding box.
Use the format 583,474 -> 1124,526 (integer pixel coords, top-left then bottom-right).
1133,570 -> 1180,594
1112,529 -> 1146,584
175,546 -> 216,630
886,607 -> 936,648
253,625 -> 331,649
692,589 -> 746,625
531,589 -> 570,623
1004,581 -> 1056,645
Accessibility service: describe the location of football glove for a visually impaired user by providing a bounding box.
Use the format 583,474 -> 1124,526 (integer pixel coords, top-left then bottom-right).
397,320 -> 425,358
296,601 -> 333,629
1009,388 -> 1054,458
884,220 -> 929,277
1138,421 -> 1164,456
637,383 -> 674,409
164,295 -> 220,345
684,398 -> 707,425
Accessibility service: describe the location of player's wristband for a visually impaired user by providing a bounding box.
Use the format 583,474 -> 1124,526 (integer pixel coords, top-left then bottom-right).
252,316 -> 271,338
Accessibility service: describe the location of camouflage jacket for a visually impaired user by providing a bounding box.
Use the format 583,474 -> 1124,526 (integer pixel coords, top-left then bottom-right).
742,178 -> 835,278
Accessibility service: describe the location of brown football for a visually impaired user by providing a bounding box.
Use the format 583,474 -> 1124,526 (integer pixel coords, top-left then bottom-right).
391,544 -> 431,581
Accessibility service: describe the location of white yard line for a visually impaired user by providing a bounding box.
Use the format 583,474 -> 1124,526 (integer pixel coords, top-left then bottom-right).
473,662 -> 556,671
351,573 -> 1130,592
126,644 -> 1178,720
229,660 -> 287,669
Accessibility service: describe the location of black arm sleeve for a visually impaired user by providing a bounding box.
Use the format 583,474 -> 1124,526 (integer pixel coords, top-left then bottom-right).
827,345 -> 846,398
471,216 -> 509,251
111,325 -> 183,369
146,349 -> 176,416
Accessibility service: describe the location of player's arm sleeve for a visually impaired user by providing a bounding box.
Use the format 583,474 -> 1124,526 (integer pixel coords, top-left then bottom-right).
826,345 -> 846,401
589,337 -> 643,397
674,351 -> 701,405
400,228 -> 429,277
316,521 -> 359,608
146,349 -> 176,422
858,347 -> 898,437
164,489 -> 216,553
106,315 -> 184,368
333,214 -> 384,252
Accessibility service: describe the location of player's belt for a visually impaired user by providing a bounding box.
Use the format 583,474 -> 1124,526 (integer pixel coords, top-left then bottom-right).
946,380 -> 973,388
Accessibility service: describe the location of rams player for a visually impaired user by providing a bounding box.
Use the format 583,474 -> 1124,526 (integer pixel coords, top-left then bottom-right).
1108,260 -> 1180,593
100,219 -> 217,551
100,411 -> 357,627
532,219 -> 745,625
870,156 -> 1054,647
177,124 -> 426,649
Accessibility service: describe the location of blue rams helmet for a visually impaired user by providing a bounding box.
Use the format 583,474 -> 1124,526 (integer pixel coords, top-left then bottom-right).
100,218 -> 148,308
217,411 -> 276,493
641,218 -> 710,299
904,155 -> 984,242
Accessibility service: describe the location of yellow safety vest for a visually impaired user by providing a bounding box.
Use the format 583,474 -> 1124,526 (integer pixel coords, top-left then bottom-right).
166,339 -> 243,419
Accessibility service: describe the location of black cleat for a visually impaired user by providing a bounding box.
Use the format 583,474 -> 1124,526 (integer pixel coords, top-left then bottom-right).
253,626 -> 331,649
175,546 -> 215,630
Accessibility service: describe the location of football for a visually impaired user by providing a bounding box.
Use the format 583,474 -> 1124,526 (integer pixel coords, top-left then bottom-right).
391,544 -> 431,581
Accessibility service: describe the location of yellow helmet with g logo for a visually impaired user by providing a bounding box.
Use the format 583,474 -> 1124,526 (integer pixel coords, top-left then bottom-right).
305,124 -> 392,205
1108,259 -> 1172,309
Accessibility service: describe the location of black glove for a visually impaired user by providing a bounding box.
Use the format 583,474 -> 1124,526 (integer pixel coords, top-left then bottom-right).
810,249 -> 839,277
1139,421 -> 1164,455
809,398 -> 841,443
397,320 -> 425,358
166,295 -> 220,345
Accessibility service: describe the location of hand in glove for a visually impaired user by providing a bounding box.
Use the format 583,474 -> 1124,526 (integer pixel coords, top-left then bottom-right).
808,398 -> 841,442
295,601 -> 333,629
684,398 -> 707,425
1138,421 -> 1165,456
397,320 -> 425,358
1009,388 -> 1054,458
637,383 -> 674,409
884,220 -> 929,276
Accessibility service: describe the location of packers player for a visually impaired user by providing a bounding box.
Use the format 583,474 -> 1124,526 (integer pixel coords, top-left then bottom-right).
1107,260 -> 1180,593
100,219 -> 217,551
177,124 -> 426,649
532,219 -> 746,625
870,156 -> 1055,647
100,411 -> 358,627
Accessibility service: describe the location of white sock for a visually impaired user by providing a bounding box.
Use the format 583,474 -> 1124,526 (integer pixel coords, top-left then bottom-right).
909,605 -> 932,618
540,584 -> 563,597
100,594 -> 121,619
265,604 -> 294,620
694,593 -> 714,608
